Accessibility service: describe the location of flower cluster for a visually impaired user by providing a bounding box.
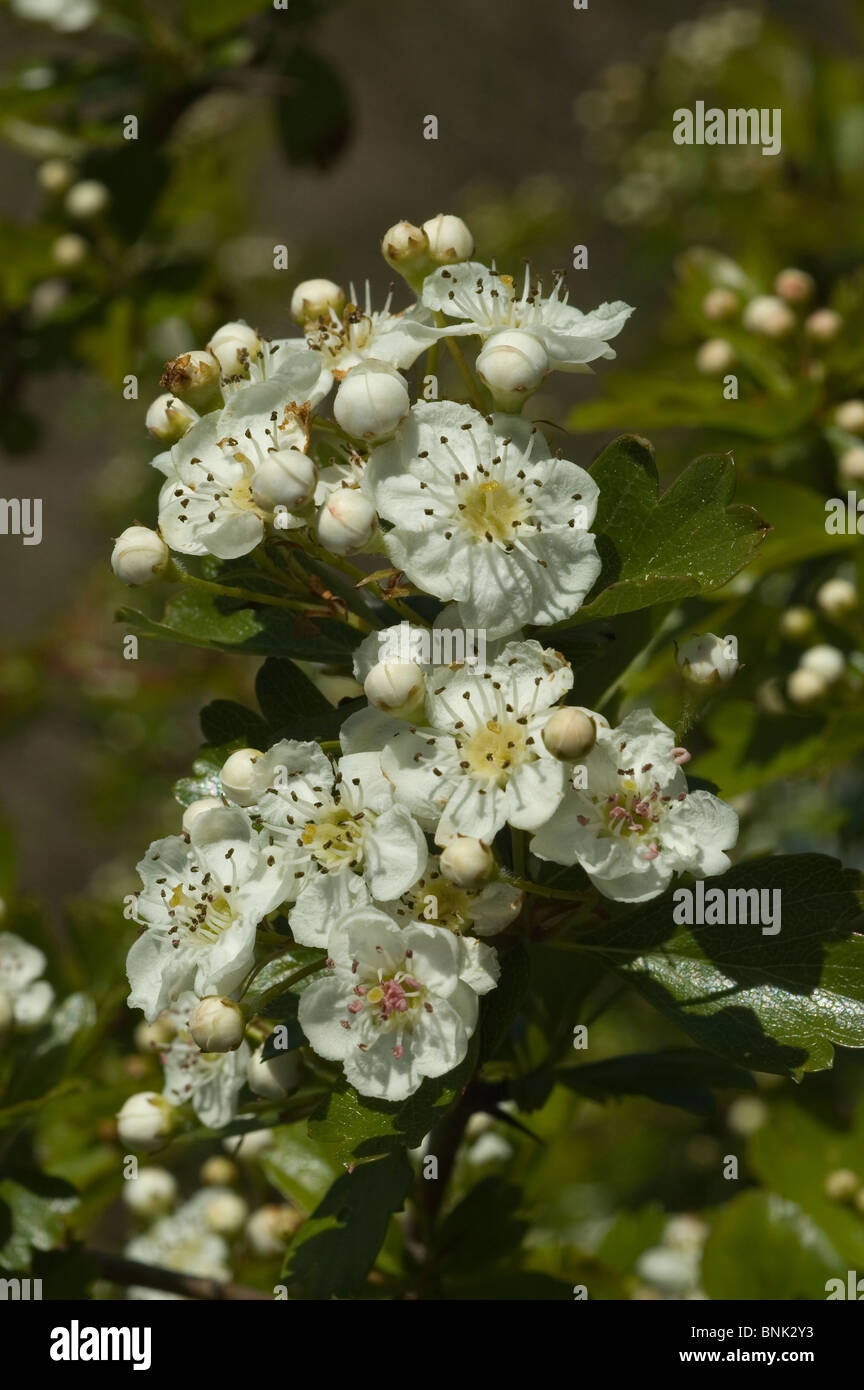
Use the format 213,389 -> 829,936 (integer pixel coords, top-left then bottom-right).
114,215 -> 740,1125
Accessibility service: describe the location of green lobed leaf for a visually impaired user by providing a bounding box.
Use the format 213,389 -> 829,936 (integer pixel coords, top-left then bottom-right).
280,1151 -> 412,1299
569,854 -> 864,1078
701,1191 -> 840,1300
555,1048 -> 755,1115
568,435 -> 769,624
255,656 -> 332,728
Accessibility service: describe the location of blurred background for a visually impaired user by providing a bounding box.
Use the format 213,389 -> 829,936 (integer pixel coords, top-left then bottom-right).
2,0 -> 864,1299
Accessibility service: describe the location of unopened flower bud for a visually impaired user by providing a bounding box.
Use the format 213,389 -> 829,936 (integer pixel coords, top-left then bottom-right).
422,213 -> 474,264
65,179 -> 109,219
695,338 -> 735,374
52,232 -> 87,267
203,1189 -> 249,1236
145,392 -> 198,443
160,349 -> 221,408
334,361 -> 410,441
207,321 -> 263,378
677,632 -> 739,686
701,288 -> 739,320
225,1128 -> 274,1162
787,668 -> 826,705
117,1091 -> 180,1153
246,1045 -> 300,1100
742,295 -> 795,338
542,706 -> 597,760
201,1156 -> 238,1187
381,220 -> 429,272
220,748 -> 263,806
805,308 -> 842,342
364,660 -> 425,718
190,996 -> 245,1053
800,644 -> 846,683
135,1013 -> 176,1053
816,577 -> 857,619
839,446 -> 864,481
779,607 -> 815,642
111,525 -> 170,587
317,487 -> 377,555
476,330 -> 548,403
252,447 -> 317,510
38,158 -> 74,194
182,797 -> 224,833
774,268 -> 814,304
290,278 -> 345,325
439,836 -> 494,888
824,1168 -> 859,1202
246,1204 -> 302,1255
0,989 -> 13,1046
122,1166 -> 177,1218
834,399 -> 864,434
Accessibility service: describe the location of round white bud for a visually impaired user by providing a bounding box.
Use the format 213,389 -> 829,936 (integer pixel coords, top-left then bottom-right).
805,308 -> 842,342
116,1092 -> 179,1153
381,220 -> 429,269
160,349 -> 221,405
824,1169 -> 860,1202
134,1013 -> 176,1053
220,748 -> 264,806
224,1128 -> 274,1162
363,660 -> 425,717
200,1155 -> 238,1187
439,837 -> 494,889
38,158 -> 75,194
333,361 -> 410,441
800,643 -> 846,683
189,996 -> 245,1053
111,525 -> 170,587
145,392 -> 198,443
246,1204 -> 301,1255
202,1189 -> 248,1236
64,179 -> 110,219
122,1166 -> 177,1218
834,399 -> 864,434
701,287 -> 739,320
207,321 -> 263,378
181,797 -> 224,833
542,707 -> 598,760
422,213 -> 474,264
476,330 -> 549,400
816,577 -> 857,619
742,295 -> 795,338
779,606 -> 815,642
246,1045 -> 300,1100
52,232 -> 87,268
677,632 -> 739,686
252,447 -> 317,510
774,268 -> 815,304
290,278 -> 345,325
839,446 -> 864,482
695,338 -> 735,374
786,668 -> 826,705
317,488 -> 377,555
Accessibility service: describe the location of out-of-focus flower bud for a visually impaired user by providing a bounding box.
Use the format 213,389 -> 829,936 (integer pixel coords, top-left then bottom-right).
695,338 -> 735,374
246,1204 -> 302,1255
65,179 -> 110,219
122,1166 -> 177,1218
38,158 -> 75,194
800,644 -> 846,683
816,577 -> 857,619
677,633 -> 739,686
701,288 -> 739,320
839,446 -> 864,481
834,399 -> 864,434
52,232 -> 87,268
786,668 -> 826,705
117,1092 -> 180,1153
742,295 -> 795,338
774,268 -> 814,304
246,1045 -> 300,1100
200,1156 -> 238,1187
805,308 -> 842,342
779,607 -> 815,642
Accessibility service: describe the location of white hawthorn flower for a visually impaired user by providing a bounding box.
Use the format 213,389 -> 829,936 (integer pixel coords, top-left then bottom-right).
379,640 -> 575,845
238,740 -> 428,926
125,1209 -> 230,1300
0,932 -> 54,1030
12,0 -> 97,32
422,261 -> 633,372
289,283 -> 444,382
297,909 -> 498,1100
159,994 -> 250,1130
155,399 -> 313,558
364,402 -> 600,639
530,708 -> 739,903
126,805 -> 292,1022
